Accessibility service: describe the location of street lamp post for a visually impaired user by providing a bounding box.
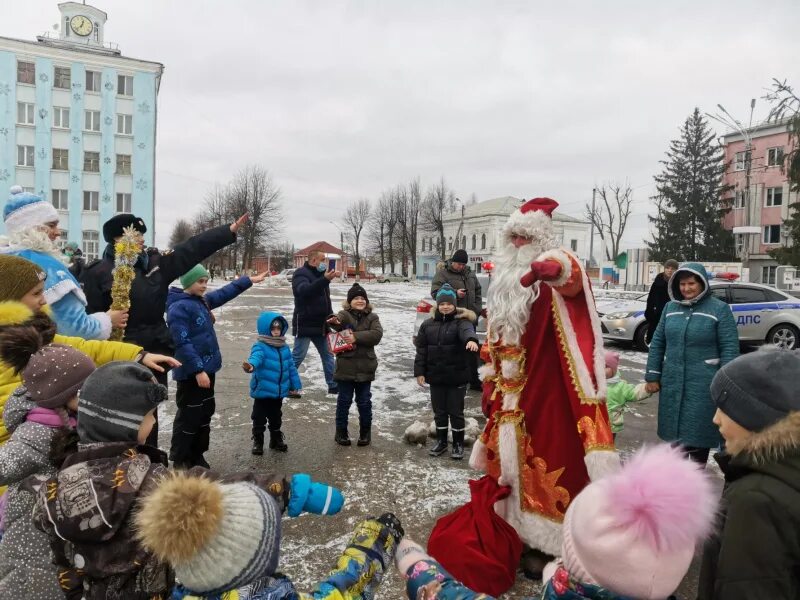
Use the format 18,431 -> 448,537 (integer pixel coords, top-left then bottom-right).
329,221 -> 348,281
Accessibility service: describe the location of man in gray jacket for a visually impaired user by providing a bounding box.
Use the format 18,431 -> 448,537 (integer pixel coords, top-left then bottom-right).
431,249 -> 483,389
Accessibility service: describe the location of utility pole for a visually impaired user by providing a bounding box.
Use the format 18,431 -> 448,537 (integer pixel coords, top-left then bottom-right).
588,187 -> 596,268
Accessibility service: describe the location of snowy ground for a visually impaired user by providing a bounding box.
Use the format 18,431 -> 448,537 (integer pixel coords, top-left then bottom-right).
157,281 -> 713,599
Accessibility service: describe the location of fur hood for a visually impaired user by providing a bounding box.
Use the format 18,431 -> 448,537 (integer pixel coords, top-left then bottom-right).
729,411 -> 800,463
340,301 -> 373,314
433,306 -> 476,322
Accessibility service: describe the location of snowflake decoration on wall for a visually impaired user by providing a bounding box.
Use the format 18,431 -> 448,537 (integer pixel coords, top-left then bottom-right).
0,83 -> 10,95
104,80 -> 114,91
72,81 -> 82,89
103,156 -> 111,165
137,142 -> 146,150
38,108 -> 48,120
39,73 -> 49,83
0,169 -> 9,181
102,193 -> 111,204
73,93 -> 82,101
37,148 -> 47,160
71,175 -> 79,183
137,102 -> 150,114
135,178 -> 148,191
104,116 -> 113,126
72,136 -> 80,144
0,128 -> 8,137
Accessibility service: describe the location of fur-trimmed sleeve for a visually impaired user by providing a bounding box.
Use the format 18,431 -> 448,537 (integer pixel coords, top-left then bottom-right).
536,249 -> 583,297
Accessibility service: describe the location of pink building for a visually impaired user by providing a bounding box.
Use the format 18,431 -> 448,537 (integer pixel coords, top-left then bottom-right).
721,118 -> 797,284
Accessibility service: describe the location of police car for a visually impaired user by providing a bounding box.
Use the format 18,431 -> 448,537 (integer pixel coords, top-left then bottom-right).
598,282 -> 800,351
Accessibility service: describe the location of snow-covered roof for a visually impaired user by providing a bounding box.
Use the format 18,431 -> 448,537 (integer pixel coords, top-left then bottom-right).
444,196 -> 587,224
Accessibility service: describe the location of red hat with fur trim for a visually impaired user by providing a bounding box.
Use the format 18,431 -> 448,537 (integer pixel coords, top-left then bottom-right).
502,197 -> 559,241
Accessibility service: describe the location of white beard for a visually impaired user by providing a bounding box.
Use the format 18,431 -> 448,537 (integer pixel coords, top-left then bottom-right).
0,228 -> 63,259
487,240 -> 548,346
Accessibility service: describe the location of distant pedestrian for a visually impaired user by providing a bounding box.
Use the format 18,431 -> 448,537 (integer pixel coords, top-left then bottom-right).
431,249 -> 483,390
166,265 -> 267,469
291,250 -> 340,394
243,311 -> 302,455
699,348 -> 800,600
645,262 -> 739,465
414,283 -> 479,459
644,258 -> 678,344
327,283 -> 383,447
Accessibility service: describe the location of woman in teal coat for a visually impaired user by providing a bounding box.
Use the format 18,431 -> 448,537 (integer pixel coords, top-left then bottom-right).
645,262 -> 739,465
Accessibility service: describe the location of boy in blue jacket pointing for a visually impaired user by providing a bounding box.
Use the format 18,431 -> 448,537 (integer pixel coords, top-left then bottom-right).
243,311 -> 302,455
167,265 -> 267,468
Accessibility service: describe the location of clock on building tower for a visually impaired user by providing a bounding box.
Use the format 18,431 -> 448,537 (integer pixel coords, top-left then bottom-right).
70,15 -> 93,36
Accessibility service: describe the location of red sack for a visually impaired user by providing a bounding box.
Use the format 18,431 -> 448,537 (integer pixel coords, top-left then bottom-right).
427,476 -> 523,597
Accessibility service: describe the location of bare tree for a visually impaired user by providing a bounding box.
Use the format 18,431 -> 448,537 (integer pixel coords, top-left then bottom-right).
400,178 -> 422,276
585,182 -> 634,262
168,219 -> 194,248
421,177 -> 457,260
366,196 -> 390,273
228,166 -> 284,270
342,198 -> 371,279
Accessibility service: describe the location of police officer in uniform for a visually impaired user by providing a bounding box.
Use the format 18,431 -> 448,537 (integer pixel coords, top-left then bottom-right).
80,212 -> 247,445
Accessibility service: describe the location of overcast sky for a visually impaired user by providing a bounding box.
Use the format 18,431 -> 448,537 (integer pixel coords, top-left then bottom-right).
6,0 -> 800,252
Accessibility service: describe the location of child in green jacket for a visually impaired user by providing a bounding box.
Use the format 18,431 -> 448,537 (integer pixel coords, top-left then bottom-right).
605,350 -> 650,440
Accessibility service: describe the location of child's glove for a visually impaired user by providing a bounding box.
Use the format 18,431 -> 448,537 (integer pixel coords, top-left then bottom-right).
242,362 -> 254,373
288,473 -> 344,517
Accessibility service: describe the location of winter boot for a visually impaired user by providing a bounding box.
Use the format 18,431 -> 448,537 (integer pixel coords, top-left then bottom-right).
357,425 -> 371,447
251,432 -> 264,456
335,428 -> 352,446
451,430 -> 465,460
429,429 -> 449,456
269,430 -> 288,452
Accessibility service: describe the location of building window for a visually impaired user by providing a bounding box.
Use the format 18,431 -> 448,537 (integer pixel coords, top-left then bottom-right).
117,114 -> 133,135
767,146 -> 784,167
118,75 -> 133,96
423,262 -> 429,275
84,110 -> 100,132
570,239 -> 578,252
82,231 -> 100,261
733,189 -> 745,209
85,70 -> 101,92
22,187 -> 34,193
17,61 -> 35,84
64,17 -> 70,37
116,193 -> 131,213
83,191 -> 99,212
765,187 -> 783,207
54,66 -> 71,89
471,234 -> 476,250
17,145 -> 34,167
763,224 -> 781,244
93,24 -> 99,42
57,230 -> 69,252
53,106 -> 70,129
17,102 -> 34,125
448,237 -> 453,251
734,151 -> 749,171
116,154 -> 132,175
52,148 -> 69,170
421,238 -> 426,252
461,235 -> 466,249
436,237 -> 441,252
83,151 -> 100,172
734,233 -> 744,255
52,189 -> 68,210
762,265 -> 777,285
481,233 -> 486,249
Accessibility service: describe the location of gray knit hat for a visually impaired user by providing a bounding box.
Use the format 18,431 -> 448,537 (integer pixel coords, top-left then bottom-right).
78,361 -> 167,443
711,348 -> 800,432
23,344 -> 95,408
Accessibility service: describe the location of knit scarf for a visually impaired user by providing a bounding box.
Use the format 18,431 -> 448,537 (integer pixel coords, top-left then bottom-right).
259,335 -> 286,348
26,407 -> 76,429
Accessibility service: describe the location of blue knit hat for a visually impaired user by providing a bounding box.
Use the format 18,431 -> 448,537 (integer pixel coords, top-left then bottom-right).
436,283 -> 458,306
4,185 -> 59,234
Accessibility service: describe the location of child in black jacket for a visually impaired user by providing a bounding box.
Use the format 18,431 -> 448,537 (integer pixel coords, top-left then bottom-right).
414,283 -> 479,459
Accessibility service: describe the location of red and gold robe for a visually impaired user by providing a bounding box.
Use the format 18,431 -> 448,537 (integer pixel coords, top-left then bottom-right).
469,249 -> 618,555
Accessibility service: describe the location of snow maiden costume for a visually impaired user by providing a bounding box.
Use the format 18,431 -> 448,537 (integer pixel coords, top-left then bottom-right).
469,198 -> 619,557
1,186 -> 111,339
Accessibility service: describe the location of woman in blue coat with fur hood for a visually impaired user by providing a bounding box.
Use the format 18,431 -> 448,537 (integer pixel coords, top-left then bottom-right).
645,262 -> 739,465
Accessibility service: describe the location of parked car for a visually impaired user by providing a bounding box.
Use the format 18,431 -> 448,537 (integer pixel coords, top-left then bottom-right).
276,268 -> 296,282
598,281 -> 800,351
377,272 -> 411,283
413,274 -> 491,345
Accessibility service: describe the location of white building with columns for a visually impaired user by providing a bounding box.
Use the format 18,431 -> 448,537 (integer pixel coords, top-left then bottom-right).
416,196 -> 591,278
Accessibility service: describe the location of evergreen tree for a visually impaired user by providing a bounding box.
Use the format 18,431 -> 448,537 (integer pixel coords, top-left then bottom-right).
648,108 -> 735,262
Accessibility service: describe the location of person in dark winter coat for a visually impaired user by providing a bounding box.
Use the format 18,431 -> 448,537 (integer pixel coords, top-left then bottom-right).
643,258 -> 678,344
135,470 -> 398,600
327,283 -> 383,447
80,213 -> 245,445
66,247 -> 85,281
291,250 -> 339,394
166,265 -> 267,469
33,361 -> 174,599
244,311 -> 302,455
414,283 -> 479,459
431,249 -> 483,389
0,338 -> 95,600
698,348 -> 800,600
645,262 -> 739,465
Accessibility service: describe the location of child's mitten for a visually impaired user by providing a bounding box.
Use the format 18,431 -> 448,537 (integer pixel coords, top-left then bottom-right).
288,473 -> 344,517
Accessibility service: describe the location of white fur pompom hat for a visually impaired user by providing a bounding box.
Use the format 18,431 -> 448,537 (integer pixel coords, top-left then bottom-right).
501,197 -> 558,241
560,445 -> 717,599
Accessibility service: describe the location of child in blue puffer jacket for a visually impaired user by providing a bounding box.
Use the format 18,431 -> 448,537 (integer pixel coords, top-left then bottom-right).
243,311 -> 302,455
167,265 -> 267,469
